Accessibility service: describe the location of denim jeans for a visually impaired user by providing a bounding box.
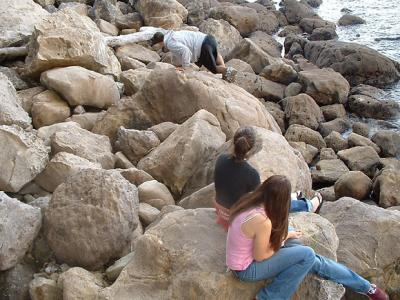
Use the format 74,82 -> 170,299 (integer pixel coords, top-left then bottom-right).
290,199 -> 313,213
234,245 -> 371,300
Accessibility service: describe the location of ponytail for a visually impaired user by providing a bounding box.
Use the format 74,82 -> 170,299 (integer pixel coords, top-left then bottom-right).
233,126 -> 256,162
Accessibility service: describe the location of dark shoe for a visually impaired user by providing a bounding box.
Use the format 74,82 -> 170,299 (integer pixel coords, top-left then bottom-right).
313,192 -> 324,214
367,284 -> 389,300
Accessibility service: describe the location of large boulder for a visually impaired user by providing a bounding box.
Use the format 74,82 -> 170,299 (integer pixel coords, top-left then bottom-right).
337,146 -> 380,176
299,18 -> 335,34
338,14 -> 366,26
318,118 -> 351,137
298,68 -> 350,105
321,104 -> 347,121
24,8 -> 121,78
249,31 -> 282,58
0,74 -> 31,128
120,69 -> 153,96
51,125 -> 115,169
29,277 -> 62,300
136,0 -> 188,29
99,209 -> 344,299
373,168 -> 400,208
371,130 -> 400,158
0,193 -> 42,271
40,66 -> 120,109
303,41 -> 400,87
137,110 -> 226,196
280,0 -> 319,24
289,141 -> 318,164
175,0 -> 219,26
138,180 -> 175,210
0,125 -> 49,192
93,69 -> 281,140
324,131 -> 348,152
285,124 -> 326,149
116,44 -> 161,64
348,94 -> 400,120
0,0 -> 49,48
264,101 -> 286,133
260,63 -> 298,85
311,159 -> 349,186
334,171 -> 372,200
321,198 -> 400,298
347,133 -> 380,154
199,18 -> 242,58
44,169 -> 139,270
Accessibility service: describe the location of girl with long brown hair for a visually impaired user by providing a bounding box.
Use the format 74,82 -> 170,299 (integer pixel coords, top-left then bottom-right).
226,175 -> 388,300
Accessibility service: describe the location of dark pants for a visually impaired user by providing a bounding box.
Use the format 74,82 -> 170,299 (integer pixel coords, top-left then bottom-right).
197,35 -> 218,74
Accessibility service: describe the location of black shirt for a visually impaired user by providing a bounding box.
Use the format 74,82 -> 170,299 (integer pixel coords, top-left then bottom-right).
214,154 -> 261,209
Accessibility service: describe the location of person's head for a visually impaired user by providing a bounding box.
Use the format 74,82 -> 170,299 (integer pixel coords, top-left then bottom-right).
230,175 -> 291,252
150,32 -> 165,47
233,126 -> 256,161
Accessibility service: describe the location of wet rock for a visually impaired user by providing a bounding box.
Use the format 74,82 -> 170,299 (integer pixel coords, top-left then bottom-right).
311,159 -> 349,185
348,94 -> 400,120
45,169 -> 139,270
280,0 -> 319,24
334,171 -> 372,200
260,63 -> 298,85
116,44 -> 161,64
309,26 -> 338,41
264,101 -> 286,133
319,148 -> 337,160
289,141 -> 318,164
319,118 -> 351,137
226,59 -> 255,73
324,131 -> 348,152
138,180 -> 175,210
285,82 -> 303,97
371,130 -> 400,158
352,122 -> 369,137
278,25 -> 303,37
338,14 -> 366,26
321,104 -> 347,121
285,124 -> 326,149
373,168 -> 400,208
348,133 -> 380,154
337,146 -> 380,176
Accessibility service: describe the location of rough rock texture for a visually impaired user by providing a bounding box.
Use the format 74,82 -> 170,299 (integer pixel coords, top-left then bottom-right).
317,186 -> 336,202
303,41 -> 400,87
149,122 -> 178,142
289,141 -> 318,164
24,8 -> 121,77
0,0 -> 49,48
338,14 -> 366,26
119,56 -> 146,71
371,130 -> 400,158
37,121 -> 81,146
309,26 -> 338,41
138,110 -> 226,196
68,112 -> 106,131
264,101 -> 286,133
352,122 -> 369,137
319,148 -> 337,160
40,66 -> 120,109
0,74 -> 31,128
93,69 -> 281,140
178,183 -> 215,209
115,127 -> 160,165
17,87 -> 46,114
298,68 -> 350,105
321,198 -> 400,298
0,262 -> 36,300
373,168 -> 400,208
285,124 -> 326,149
116,44 -> 161,64
106,252 -> 135,282
280,0 -> 319,24
324,131 -> 348,152
285,82 -> 303,97
299,18 -> 335,34
136,0 -> 188,29
118,167 -> 154,186
226,59 -> 255,73
311,159 -> 349,186
321,104 -> 347,121
318,118 -> 351,137
249,31 -> 282,58
139,202 -> 160,226
334,171 -> 372,200
283,93 -> 324,130
348,133 -> 380,154
100,209 -> 344,300
199,18 -> 242,58
0,125 -> 49,192
120,68 -> 152,96
260,63 -> 297,85
0,193 -> 42,271
337,146 -> 380,176
138,180 -> 175,210
35,152 -> 101,192
51,126 -> 115,169
29,277 -> 62,300
174,0 -> 218,26
348,94 -> 400,120
45,169 -> 139,270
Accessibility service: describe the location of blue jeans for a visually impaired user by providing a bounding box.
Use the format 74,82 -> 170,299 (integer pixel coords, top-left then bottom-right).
234,245 -> 371,300
290,199 -> 313,213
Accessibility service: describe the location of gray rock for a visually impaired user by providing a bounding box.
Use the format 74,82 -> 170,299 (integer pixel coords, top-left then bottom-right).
317,186 -> 336,202
348,94 -> 400,120
337,146 -> 380,176
138,180 -> 175,210
29,277 -> 62,300
348,133 -> 380,154
285,124 -> 326,149
139,202 -> 160,226
289,141 -> 318,164
178,183 -> 215,209
309,26 -> 338,41
106,252 -> 135,282
352,122 -> 369,137
321,104 -> 347,121
338,14 -> 366,26
319,148 -> 337,160
280,0 -> 319,24
264,101 -> 286,133
260,63 -> 298,85
0,67 -> 30,90
0,262 -> 36,300
324,131 -> 348,152
319,118 -> 351,137
311,159 -> 349,185
334,171 -> 372,200
372,168 -> 400,208
285,82 -> 303,97
371,130 -> 400,158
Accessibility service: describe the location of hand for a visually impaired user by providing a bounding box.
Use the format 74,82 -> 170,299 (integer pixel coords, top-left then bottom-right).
287,230 -> 303,239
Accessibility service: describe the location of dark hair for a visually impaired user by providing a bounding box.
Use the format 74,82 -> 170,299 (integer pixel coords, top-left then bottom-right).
229,175 -> 291,252
233,126 -> 256,161
150,32 -> 164,46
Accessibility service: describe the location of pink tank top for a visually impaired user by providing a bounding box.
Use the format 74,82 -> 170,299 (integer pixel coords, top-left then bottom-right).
226,206 -> 267,271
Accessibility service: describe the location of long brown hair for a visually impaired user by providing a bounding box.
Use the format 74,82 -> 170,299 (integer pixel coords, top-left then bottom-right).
229,175 -> 291,252
233,126 -> 256,161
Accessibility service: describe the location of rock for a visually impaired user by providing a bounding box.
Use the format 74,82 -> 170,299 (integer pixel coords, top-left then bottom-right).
334,171 -> 372,200
252,7 -> 279,35
138,180 -> 175,210
285,82 -> 303,97
352,122 -> 369,137
138,110 -> 226,196
51,126 -> 115,169
67,112 -> 106,131
338,14 -> 366,26
0,125 -> 49,192
373,168 -> 400,208
263,101 -> 286,133
90,0 -> 121,24
324,131 -> 348,152
227,38 -> 281,74
0,193 -> 41,271
303,41 -> 400,87
115,12 -> 143,31
175,0 -> 219,26
298,68 -> 350,105
59,267 -> 106,299
317,186 -> 336,202
31,90 -> 70,129
146,62 -> 175,70
115,127 -> 160,165
0,67 -> 30,91
280,0 -> 319,24
208,5 -> 258,37
285,124 -> 326,149
311,159 -> 349,186
24,8 -> 121,78
93,69 -> 281,140
320,198 -> 400,298
371,130 -> 400,158
379,158 -> 400,171
226,59 -> 254,73
29,277 -> 61,300
309,26 -> 338,41
41,66 -> 120,109
278,25 -> 303,37
348,94 -> 400,120
35,152 -> 101,192
199,18 -> 242,58
283,93 -> 324,130
119,57 -> 146,71
289,141 -> 318,164
302,0 -> 322,8
149,122 -> 178,142
0,0 -> 49,48
96,19 -> 119,36
319,148 -> 337,160
58,2 -> 90,15
139,202 -> 160,226
45,169 -> 139,270
337,146 -> 380,176
348,133 -> 380,154
319,118 -> 351,137
106,252 -> 135,282
0,262 -> 36,300
248,31 -> 282,58
37,121 -> 81,146
136,0 -> 188,29
114,152 -> 134,169
116,44 -> 161,64
321,104 -> 347,121
178,183 -> 215,209
299,18 -> 335,34
100,208 -> 344,299
120,68 -> 152,95
0,74 -> 31,128
260,63 -> 297,85
17,87 -> 46,114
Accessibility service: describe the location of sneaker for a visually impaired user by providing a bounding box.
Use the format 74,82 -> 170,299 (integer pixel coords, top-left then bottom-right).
223,67 -> 237,83
367,284 -> 389,300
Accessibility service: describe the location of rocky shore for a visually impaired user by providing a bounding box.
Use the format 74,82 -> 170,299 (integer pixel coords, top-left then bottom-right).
1,0 -> 400,299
